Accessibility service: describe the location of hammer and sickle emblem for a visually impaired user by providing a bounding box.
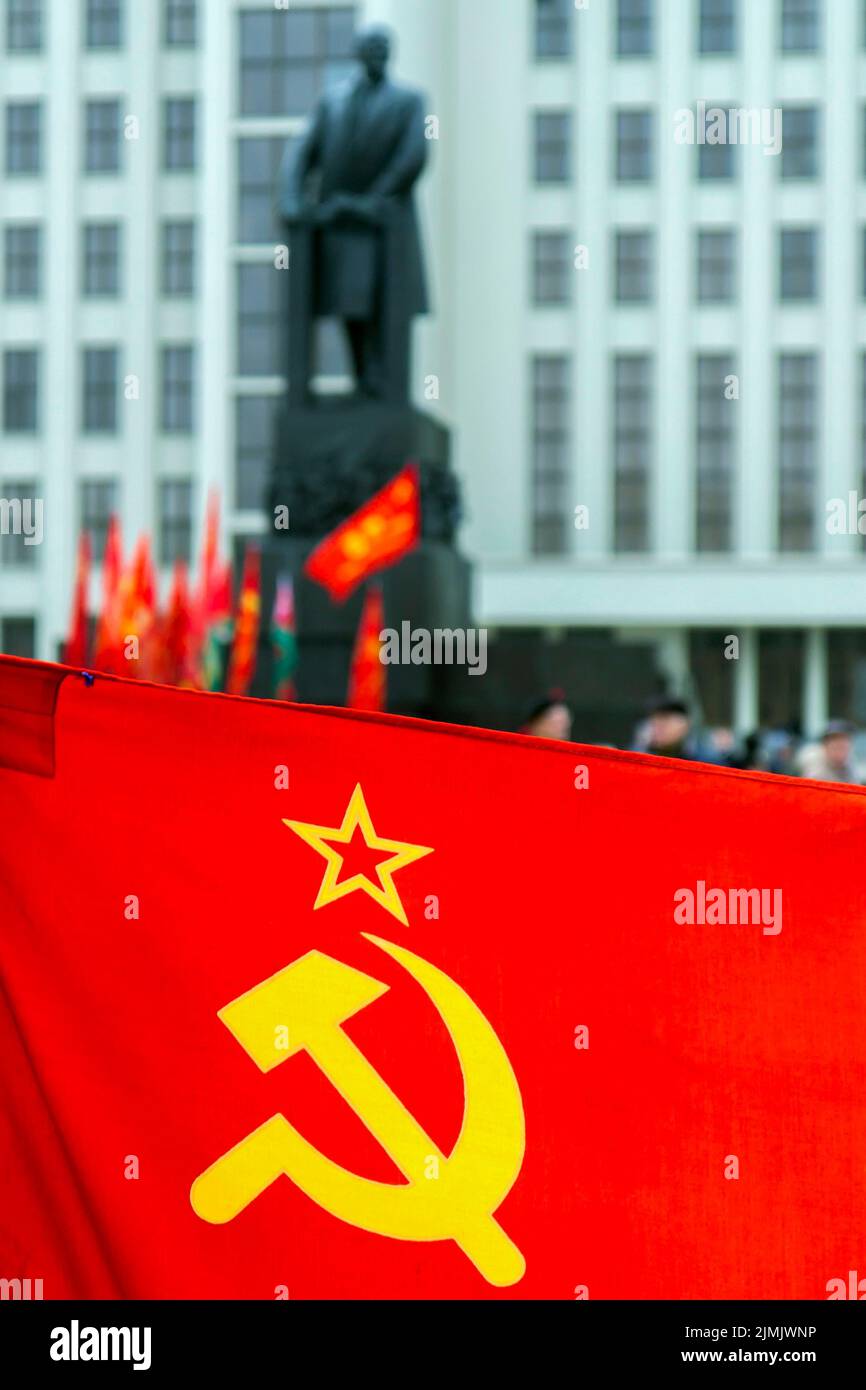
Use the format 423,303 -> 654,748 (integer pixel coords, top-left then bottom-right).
190,934 -> 526,1287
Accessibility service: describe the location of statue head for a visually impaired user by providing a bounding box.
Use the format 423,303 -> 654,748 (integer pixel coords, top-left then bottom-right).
355,24 -> 391,83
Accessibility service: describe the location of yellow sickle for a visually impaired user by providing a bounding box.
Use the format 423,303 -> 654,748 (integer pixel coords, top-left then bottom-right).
190,935 -> 526,1287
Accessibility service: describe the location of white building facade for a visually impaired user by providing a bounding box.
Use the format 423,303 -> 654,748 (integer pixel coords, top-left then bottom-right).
3,0 -> 866,737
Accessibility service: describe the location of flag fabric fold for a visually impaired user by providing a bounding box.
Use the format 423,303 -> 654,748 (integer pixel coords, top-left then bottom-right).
1,654 -> 865,1300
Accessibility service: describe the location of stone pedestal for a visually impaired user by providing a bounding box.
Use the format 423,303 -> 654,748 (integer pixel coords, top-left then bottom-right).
254,394 -> 472,717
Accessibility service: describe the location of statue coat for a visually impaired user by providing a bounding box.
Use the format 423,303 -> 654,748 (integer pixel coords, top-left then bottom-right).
279,76 -> 430,322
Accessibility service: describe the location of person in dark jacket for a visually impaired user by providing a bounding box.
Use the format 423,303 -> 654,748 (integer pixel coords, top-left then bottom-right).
633,696 -> 726,764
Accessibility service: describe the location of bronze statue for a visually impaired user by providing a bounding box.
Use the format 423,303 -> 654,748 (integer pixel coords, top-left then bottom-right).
279,24 -> 429,402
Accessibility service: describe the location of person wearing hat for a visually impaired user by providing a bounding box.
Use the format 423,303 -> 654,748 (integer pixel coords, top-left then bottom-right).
796,721 -> 863,785
520,692 -> 573,741
632,696 -> 726,765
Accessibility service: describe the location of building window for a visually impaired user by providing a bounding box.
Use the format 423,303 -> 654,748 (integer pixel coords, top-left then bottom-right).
161,345 -> 195,433
85,0 -> 122,49
82,347 -> 119,434
617,0 -> 653,56
4,224 -> 41,297
699,0 -> 736,54
696,229 -> 737,303
163,97 -> 196,171
7,0 -> 42,52
161,220 -> 196,296
828,630 -> 866,723
697,117 -> 737,180
779,227 -> 818,301
0,481 -> 38,569
5,101 -> 41,174
3,348 -> 38,431
778,352 -> 817,552
615,109 -> 654,182
613,354 -> 652,553
690,630 -> 736,727
780,106 -> 819,178
531,355 -> 570,556
696,354 -> 735,553
614,230 -> 654,303
239,6 -> 356,118
236,396 -> 274,511
239,136 -> 293,244
80,478 -> 118,562
159,478 -> 193,565
237,264 -> 284,377
164,0 -> 196,47
0,616 -> 36,656
781,0 -> 820,53
535,0 -> 573,59
532,231 -> 573,306
84,99 -> 121,174
82,222 -> 121,297
759,631 -> 805,728
533,111 -> 571,183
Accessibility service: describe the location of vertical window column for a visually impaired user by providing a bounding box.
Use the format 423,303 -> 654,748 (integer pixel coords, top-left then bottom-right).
531,355 -> 571,556
613,354 -> 652,553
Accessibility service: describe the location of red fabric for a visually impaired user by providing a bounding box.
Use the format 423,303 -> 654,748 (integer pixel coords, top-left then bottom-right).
347,584 -> 385,712
1,655 -> 865,1300
304,463 -> 420,602
63,533 -> 91,668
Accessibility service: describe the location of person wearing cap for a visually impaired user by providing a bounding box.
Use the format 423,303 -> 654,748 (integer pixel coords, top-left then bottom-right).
795,721 -> 863,785
632,696 -> 726,764
520,693 -> 573,741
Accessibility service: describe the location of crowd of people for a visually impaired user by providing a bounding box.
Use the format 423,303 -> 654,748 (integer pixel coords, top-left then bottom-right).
520,694 -> 866,787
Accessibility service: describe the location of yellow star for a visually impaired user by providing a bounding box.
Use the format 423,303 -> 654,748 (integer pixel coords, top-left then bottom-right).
283,784 -> 433,926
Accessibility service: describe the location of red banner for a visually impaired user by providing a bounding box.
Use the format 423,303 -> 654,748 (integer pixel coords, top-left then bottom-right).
304,463 -> 420,602
1,655 -> 864,1299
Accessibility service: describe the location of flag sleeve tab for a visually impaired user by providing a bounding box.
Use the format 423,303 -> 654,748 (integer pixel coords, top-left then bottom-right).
0,661 -> 65,778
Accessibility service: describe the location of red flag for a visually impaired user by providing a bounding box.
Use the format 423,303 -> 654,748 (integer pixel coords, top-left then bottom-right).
347,583 -> 385,712
2,653 -> 865,1299
63,533 -> 91,668
92,515 -> 123,673
158,561 -> 195,688
117,536 -> 158,680
202,560 -> 234,693
305,462 -> 420,602
225,546 -> 261,696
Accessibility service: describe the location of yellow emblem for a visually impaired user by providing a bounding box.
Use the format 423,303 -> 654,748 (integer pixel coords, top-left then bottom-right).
190,934 -> 526,1287
283,783 -> 433,926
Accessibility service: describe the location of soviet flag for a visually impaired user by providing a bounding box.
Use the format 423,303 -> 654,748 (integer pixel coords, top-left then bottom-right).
0,653 -> 865,1300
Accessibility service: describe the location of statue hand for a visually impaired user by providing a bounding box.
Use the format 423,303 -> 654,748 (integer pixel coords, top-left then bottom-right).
312,199 -> 342,226
334,194 -> 387,226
